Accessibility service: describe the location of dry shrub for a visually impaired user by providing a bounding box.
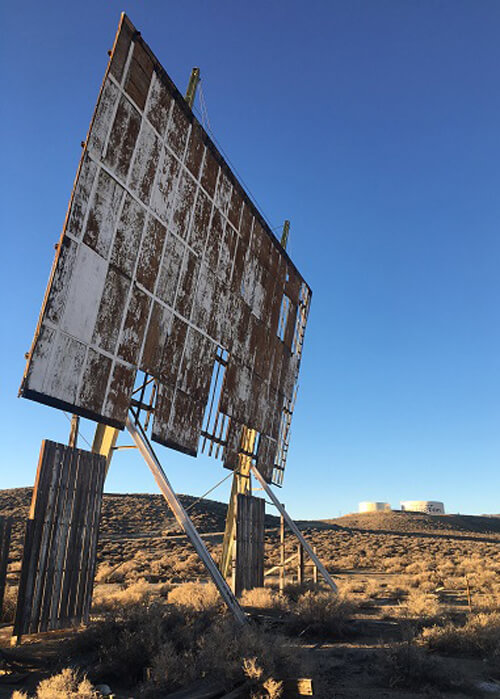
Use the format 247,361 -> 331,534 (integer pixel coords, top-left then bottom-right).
240,587 -> 284,610
69,603 -> 187,686
243,656 -> 264,680
285,590 -> 357,637
73,600 -> 296,696
336,578 -> 365,596
259,677 -> 284,699
1,585 -> 17,622
92,579 -> 156,613
12,668 -> 98,699
142,610 -> 296,697
396,590 -> 441,621
94,561 -> 116,583
383,557 -> 405,573
167,582 -> 222,612
281,581 -> 318,603
378,640 -> 463,691
421,612 -> 500,658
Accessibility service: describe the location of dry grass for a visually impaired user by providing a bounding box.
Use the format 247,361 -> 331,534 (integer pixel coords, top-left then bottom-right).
285,589 -> 357,637
0,584 -> 17,622
167,581 -> 222,612
378,639 -> 464,692
147,619 -> 295,697
421,611 -> 500,658
240,586 -> 284,610
11,668 -> 99,699
92,579 -> 168,613
70,601 -> 297,697
395,589 -> 442,621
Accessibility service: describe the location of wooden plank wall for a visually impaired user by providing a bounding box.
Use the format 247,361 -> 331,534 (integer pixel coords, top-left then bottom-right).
0,516 -> 12,615
235,494 -> 265,596
13,441 -> 106,638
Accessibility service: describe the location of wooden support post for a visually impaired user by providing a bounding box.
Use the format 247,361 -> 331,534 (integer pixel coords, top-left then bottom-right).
281,220 -> 290,249
68,415 -> 79,448
250,465 -> 337,593
279,510 -> 285,593
221,428 -> 256,578
91,423 -> 119,475
297,543 -> 304,585
185,67 -> 200,109
126,416 -> 247,625
313,546 -> 318,585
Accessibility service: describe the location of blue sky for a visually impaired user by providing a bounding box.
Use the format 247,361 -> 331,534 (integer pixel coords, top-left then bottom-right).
1,1 -> 499,518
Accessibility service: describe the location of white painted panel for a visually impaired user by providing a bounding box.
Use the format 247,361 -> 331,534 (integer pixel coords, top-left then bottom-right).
43,332 -> 87,402
25,325 -> 56,393
60,245 -> 108,344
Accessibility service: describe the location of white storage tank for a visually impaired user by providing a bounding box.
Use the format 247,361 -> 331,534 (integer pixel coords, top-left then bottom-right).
400,501 -> 445,515
359,502 -> 391,513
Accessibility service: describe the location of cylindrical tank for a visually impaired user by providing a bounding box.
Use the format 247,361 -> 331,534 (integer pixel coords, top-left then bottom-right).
358,502 -> 391,513
400,501 -> 445,515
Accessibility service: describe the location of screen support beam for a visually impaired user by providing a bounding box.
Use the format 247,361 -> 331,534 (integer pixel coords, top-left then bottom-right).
185,67 -> 200,109
125,414 -> 247,625
91,423 -> 119,475
220,427 -> 257,579
250,465 -> 338,594
220,455 -> 251,578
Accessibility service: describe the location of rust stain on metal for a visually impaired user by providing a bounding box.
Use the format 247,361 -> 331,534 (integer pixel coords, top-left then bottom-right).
136,216 -> 166,292
21,13 -> 312,484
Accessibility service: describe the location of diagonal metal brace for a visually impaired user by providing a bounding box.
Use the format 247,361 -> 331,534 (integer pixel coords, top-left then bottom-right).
250,465 -> 337,593
126,416 -> 247,625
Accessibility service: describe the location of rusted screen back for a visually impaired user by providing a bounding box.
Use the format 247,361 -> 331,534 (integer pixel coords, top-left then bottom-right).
0,517 -> 12,616
13,441 -> 106,637
235,494 -> 265,596
20,14 -> 311,485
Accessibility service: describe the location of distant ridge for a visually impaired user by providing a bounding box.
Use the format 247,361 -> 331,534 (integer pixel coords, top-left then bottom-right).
1,488 -> 499,544
0,487 -> 280,549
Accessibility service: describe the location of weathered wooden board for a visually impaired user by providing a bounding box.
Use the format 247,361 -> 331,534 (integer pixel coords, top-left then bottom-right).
235,494 -> 264,596
13,441 -> 106,638
0,516 -> 12,616
20,14 -> 311,483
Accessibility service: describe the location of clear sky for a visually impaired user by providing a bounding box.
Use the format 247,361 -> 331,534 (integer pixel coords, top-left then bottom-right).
1,0 -> 499,518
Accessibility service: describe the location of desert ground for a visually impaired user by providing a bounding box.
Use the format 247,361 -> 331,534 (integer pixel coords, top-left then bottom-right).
1,488 -> 499,698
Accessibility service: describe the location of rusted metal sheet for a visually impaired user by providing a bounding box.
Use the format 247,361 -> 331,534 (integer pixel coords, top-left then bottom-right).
0,517 -> 12,617
235,494 -> 265,596
20,13 -> 311,485
13,441 -> 106,638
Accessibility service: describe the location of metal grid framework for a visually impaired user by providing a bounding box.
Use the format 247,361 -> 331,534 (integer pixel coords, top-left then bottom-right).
20,14 -> 311,485
13,441 -> 106,637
